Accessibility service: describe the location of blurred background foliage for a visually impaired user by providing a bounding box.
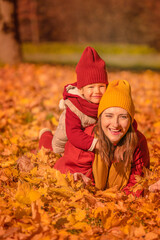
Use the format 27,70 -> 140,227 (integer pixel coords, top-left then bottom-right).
18,0 -> 160,49
0,0 -> 160,69
18,0 -> 160,69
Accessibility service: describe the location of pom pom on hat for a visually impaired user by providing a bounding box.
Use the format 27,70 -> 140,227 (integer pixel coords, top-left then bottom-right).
76,46 -> 108,89
98,80 -> 135,122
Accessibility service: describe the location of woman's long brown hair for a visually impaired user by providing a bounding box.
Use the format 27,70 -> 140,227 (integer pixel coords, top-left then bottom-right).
94,114 -> 138,167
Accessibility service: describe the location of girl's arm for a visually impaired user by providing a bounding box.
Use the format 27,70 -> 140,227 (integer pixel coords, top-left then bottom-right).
66,107 -> 97,151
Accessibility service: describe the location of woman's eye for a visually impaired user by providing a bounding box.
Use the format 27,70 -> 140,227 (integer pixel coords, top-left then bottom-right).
121,115 -> 127,119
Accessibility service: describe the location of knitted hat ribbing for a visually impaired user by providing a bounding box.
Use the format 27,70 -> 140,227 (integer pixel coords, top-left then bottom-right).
98,80 -> 135,122
76,46 -> 108,89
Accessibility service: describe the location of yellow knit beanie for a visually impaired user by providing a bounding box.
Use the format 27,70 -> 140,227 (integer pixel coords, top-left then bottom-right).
98,80 -> 135,122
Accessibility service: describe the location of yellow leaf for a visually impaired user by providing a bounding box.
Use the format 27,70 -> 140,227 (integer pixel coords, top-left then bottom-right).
93,206 -> 108,218
39,237 -> 51,240
57,229 -> 69,238
24,177 -> 42,184
24,128 -> 38,138
70,190 -> 84,202
15,182 -> 41,205
28,189 -> 41,202
10,136 -> 19,144
72,222 -> 90,231
139,203 -> 154,214
132,183 -> 144,192
48,168 -> 69,187
67,214 -> 76,225
145,99 -> 151,105
0,160 -> 15,168
51,116 -> 58,126
145,232 -> 159,240
156,213 -> 160,224
38,187 -> 48,196
134,224 -> 146,238
49,187 -> 74,198
150,157 -> 159,164
115,201 -> 127,212
153,121 -> 160,128
121,224 -> 130,235
30,166 -> 38,175
134,175 -> 142,182
103,212 -> 119,230
96,190 -> 117,199
75,208 -> 86,221
20,98 -> 30,105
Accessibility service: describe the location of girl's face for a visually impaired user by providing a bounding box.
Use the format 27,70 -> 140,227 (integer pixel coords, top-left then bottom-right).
79,83 -> 106,104
101,107 -> 131,145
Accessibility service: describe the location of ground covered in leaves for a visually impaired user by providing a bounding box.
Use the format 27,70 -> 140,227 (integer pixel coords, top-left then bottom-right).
0,64 -> 160,240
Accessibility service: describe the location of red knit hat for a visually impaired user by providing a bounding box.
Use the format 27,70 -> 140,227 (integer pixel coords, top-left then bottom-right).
76,46 -> 108,89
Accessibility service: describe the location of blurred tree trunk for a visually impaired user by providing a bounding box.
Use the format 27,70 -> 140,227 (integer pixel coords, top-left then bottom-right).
0,0 -> 22,64
30,0 -> 39,43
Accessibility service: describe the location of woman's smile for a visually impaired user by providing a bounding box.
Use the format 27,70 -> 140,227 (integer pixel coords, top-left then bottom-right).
109,128 -> 122,135
101,107 -> 131,144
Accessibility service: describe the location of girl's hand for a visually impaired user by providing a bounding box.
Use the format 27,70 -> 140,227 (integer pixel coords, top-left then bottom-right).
73,172 -> 91,185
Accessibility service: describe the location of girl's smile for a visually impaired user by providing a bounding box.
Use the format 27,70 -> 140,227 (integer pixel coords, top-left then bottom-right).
79,83 -> 106,104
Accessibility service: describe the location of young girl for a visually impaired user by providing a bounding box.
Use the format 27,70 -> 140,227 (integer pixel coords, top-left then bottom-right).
39,46 -> 108,153
54,80 -> 150,197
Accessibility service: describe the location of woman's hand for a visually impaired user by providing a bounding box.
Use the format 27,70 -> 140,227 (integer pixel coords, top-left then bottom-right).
73,172 -> 91,185
149,179 -> 160,192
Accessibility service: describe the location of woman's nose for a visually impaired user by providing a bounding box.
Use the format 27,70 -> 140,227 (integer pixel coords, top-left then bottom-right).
112,117 -> 119,127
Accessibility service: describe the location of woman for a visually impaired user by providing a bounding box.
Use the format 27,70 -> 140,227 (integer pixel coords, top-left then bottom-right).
54,80 -> 150,197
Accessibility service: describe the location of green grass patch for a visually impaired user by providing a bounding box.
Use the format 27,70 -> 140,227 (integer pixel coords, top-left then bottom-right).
22,42 -> 156,55
22,42 -> 160,70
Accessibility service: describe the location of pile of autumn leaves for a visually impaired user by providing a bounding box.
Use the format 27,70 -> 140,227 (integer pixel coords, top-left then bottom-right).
0,64 -> 159,240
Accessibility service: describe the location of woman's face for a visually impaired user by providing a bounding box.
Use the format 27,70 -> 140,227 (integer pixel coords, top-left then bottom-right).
101,107 -> 131,145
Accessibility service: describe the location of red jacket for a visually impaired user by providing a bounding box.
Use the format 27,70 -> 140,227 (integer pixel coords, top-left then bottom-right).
54,125 -> 150,197
54,125 -> 95,181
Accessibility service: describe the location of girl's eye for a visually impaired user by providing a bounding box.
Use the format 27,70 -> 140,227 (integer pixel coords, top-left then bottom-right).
105,115 -> 112,118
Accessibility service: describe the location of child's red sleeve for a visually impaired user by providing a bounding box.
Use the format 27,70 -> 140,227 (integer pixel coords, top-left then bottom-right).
65,107 -> 94,151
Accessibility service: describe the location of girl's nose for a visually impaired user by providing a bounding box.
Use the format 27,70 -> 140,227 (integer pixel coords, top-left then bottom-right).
94,87 -> 100,93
